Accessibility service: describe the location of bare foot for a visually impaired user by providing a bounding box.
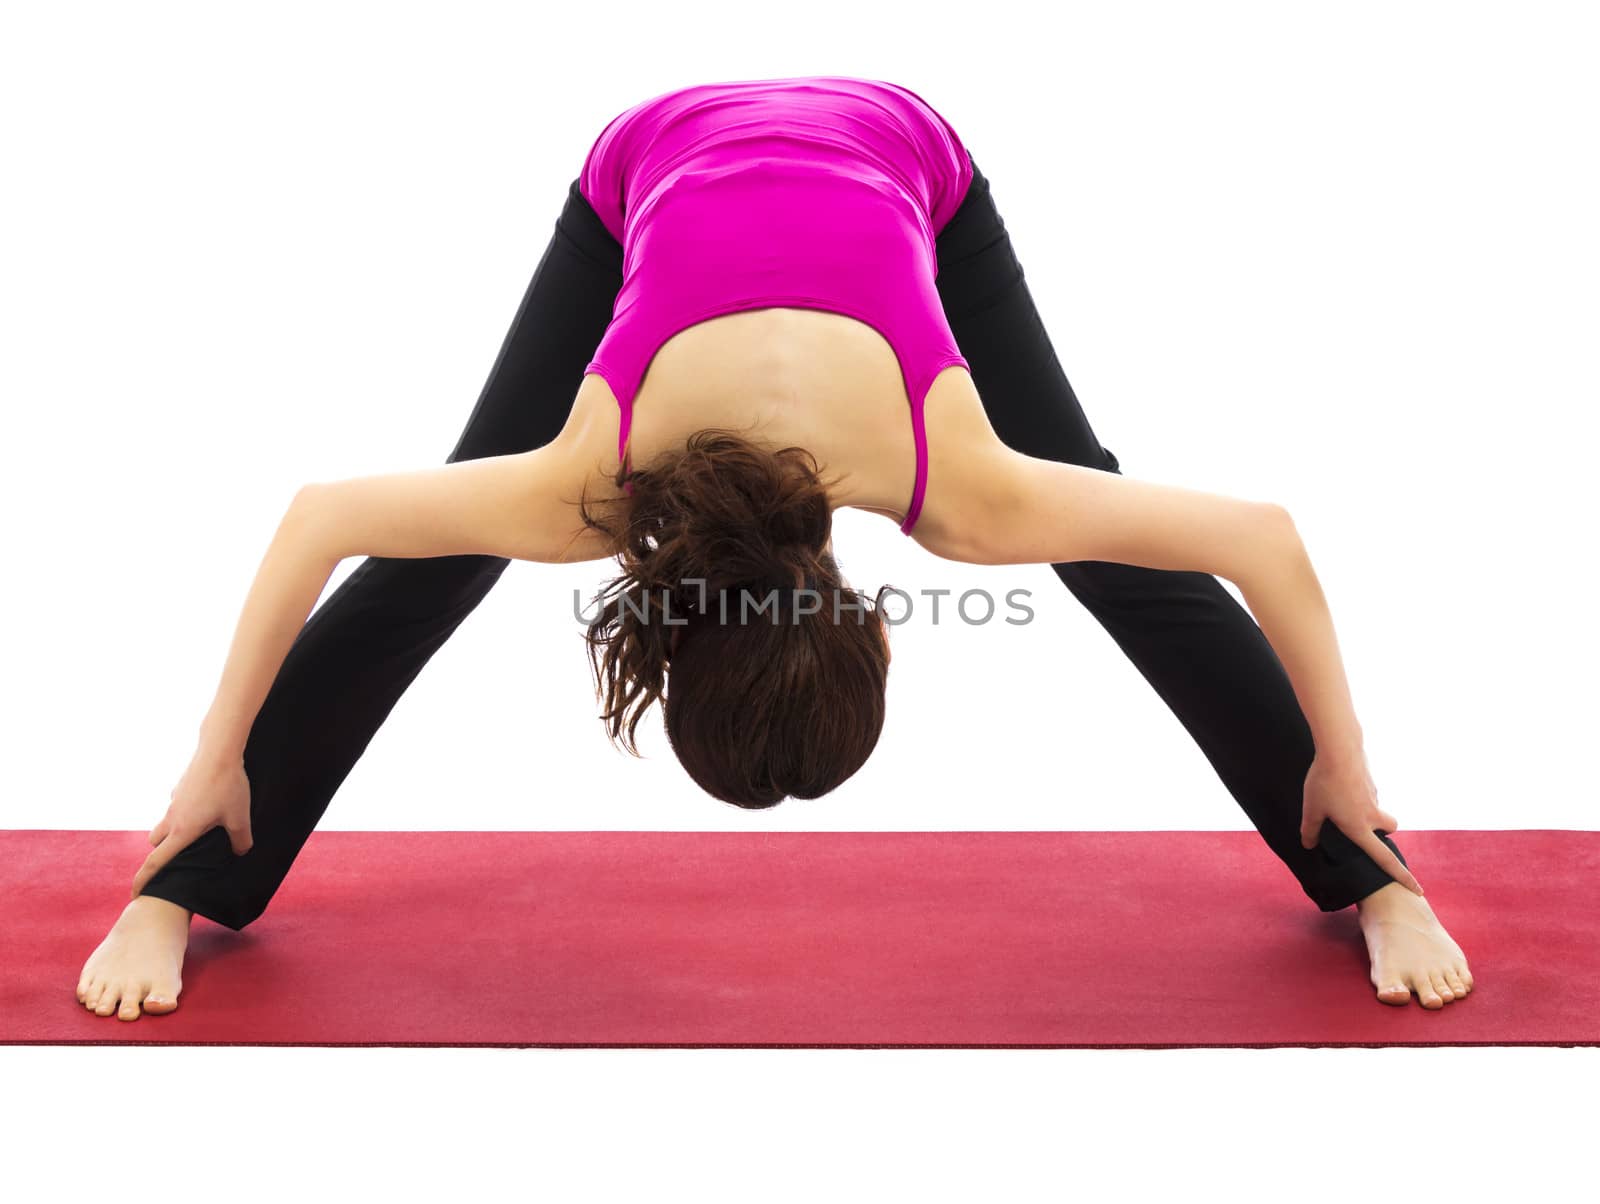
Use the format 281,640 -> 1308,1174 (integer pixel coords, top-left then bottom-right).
1356,881 -> 1474,1008
77,895 -> 192,1021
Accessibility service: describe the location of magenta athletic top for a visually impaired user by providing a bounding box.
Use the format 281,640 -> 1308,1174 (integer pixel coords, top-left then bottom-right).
577,75 -> 974,535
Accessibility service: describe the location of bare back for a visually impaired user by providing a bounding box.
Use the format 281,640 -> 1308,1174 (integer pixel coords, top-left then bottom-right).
558,305 -> 993,553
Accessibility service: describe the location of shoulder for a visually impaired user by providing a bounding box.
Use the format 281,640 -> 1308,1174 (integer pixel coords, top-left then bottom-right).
533,372 -> 628,499
906,366 -> 1020,561
559,373 -> 626,455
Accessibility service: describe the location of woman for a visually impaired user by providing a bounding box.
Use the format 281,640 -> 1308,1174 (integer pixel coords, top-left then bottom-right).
77,75 -> 1473,1021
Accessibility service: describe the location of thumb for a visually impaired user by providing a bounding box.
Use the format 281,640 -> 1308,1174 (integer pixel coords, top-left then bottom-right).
1300,811 -> 1324,850
1374,808 -> 1401,835
226,819 -> 253,856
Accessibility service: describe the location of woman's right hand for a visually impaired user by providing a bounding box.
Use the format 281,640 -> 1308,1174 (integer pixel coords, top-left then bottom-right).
131,750 -> 254,899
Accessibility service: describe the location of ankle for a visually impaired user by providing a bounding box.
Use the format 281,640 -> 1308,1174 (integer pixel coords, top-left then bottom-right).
126,894 -> 194,925
1356,880 -> 1430,917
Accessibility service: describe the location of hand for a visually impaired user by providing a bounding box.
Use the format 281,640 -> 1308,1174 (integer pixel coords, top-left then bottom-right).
131,749 -> 254,899
1300,750 -> 1423,897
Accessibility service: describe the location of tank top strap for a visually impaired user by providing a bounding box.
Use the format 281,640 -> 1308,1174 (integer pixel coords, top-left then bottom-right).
897,357 -> 969,535
900,393 -> 930,534
618,394 -> 634,495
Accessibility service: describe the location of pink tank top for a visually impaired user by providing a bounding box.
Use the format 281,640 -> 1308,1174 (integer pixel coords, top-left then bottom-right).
578,75 -> 974,535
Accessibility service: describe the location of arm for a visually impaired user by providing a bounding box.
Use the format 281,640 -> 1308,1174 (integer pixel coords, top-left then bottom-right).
921,437 -> 1420,894
132,427 -> 618,897
197,438 -> 612,758
935,444 -> 1363,754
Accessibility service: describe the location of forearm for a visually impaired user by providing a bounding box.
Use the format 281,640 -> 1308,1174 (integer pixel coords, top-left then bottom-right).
947,444 -> 1373,765
196,486 -> 342,759
1234,516 -> 1365,762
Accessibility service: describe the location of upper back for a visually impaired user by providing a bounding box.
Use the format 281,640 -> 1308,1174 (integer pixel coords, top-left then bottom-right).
561,309 -> 989,542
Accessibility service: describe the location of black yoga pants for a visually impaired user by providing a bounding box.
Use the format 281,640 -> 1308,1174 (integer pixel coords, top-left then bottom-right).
138,151 -> 1408,929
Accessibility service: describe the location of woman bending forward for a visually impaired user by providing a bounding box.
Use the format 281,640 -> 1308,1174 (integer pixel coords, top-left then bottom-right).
77,76 -> 1473,1021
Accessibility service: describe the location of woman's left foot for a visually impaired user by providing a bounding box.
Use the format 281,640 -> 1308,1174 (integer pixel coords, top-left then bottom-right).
1356,881 -> 1474,1008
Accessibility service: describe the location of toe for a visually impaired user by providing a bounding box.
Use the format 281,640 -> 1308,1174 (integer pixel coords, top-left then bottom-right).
93,983 -> 121,1016
1430,970 -> 1455,1003
143,984 -> 180,1014
1444,967 -> 1469,998
1457,963 -> 1475,993
80,978 -> 100,1009
1374,980 -> 1411,1006
117,984 -> 148,1021
1413,974 -> 1443,1008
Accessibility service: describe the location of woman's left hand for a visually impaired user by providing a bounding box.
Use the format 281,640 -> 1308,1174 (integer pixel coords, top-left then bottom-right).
1300,751 -> 1423,896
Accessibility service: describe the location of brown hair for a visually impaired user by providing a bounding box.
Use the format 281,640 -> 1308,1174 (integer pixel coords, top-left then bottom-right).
578,428 -> 892,809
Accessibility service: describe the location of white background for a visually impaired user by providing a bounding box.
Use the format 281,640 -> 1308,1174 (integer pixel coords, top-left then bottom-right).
2,0 -> 1594,1199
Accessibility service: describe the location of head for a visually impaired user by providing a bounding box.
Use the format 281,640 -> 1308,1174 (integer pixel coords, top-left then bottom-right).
578,429 -> 893,809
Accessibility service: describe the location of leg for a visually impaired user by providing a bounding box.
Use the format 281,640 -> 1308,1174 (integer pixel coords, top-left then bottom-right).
139,179 -> 624,930
932,154 -> 1406,912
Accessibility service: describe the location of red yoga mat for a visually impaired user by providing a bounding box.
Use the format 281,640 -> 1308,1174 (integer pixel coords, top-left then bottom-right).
2,829 -> 1595,1047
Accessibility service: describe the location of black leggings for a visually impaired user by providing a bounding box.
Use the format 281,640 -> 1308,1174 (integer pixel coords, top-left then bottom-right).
139,153 -> 1407,929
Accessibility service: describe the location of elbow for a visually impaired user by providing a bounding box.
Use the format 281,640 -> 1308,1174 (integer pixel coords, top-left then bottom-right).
1260,501 -> 1297,539
284,481 -> 341,561
1214,501 -> 1305,589
1251,501 -> 1307,571
286,482 -> 326,532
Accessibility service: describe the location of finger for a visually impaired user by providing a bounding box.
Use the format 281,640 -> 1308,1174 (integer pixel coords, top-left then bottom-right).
1373,807 -> 1401,834
1356,830 -> 1423,896
130,834 -> 182,898
1300,812 -> 1324,850
225,821 -> 253,856
148,816 -> 171,847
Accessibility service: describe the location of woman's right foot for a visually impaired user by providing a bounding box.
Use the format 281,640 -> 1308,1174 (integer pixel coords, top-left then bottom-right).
77,895 -> 192,1021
